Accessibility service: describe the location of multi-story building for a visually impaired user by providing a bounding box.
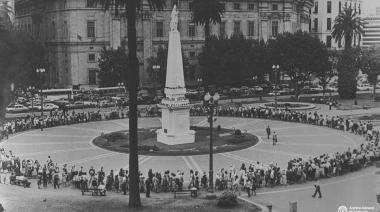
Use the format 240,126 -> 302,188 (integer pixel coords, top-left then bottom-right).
361,16 -> 380,47
15,0 -> 313,89
310,0 -> 362,49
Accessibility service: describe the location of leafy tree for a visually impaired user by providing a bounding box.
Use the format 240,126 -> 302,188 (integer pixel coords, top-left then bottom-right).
359,46 -> 380,100
332,6 -> 364,49
97,45 -> 129,87
268,31 -> 330,100
337,48 -> 360,99
190,0 -> 224,40
95,0 -> 165,207
199,34 -> 262,85
317,50 -> 338,96
0,29 -> 45,124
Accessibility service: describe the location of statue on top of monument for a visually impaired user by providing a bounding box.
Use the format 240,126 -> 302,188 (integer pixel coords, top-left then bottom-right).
170,4 -> 178,32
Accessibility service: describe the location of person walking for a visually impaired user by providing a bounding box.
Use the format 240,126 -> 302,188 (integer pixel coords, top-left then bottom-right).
266,125 -> 271,139
272,132 -> 277,146
312,179 -> 322,198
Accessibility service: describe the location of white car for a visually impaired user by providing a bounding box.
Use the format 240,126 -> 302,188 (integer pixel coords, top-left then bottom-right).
6,104 -> 29,113
33,103 -> 59,111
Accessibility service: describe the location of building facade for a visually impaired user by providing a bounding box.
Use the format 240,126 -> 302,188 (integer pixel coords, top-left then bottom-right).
310,0 -> 362,49
15,0 -> 313,89
361,16 -> 380,47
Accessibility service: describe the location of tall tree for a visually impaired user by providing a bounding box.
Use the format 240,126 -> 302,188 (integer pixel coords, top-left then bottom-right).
0,1 -> 13,30
98,45 -> 129,87
0,29 -> 45,124
317,50 -> 337,97
359,46 -> 380,101
268,31 -> 330,100
332,6 -> 364,49
95,0 -> 165,207
190,0 -> 224,41
337,48 -> 360,99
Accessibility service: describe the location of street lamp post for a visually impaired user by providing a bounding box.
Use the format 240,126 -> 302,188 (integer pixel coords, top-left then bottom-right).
272,65 -> 280,110
28,86 -> 35,114
203,92 -> 220,193
152,65 -> 160,99
36,68 -> 46,131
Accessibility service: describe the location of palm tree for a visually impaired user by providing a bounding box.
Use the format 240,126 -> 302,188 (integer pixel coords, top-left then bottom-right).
190,0 -> 224,41
332,6 -> 364,49
95,0 -> 165,208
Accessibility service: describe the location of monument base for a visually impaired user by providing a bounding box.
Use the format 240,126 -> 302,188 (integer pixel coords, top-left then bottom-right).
156,129 -> 195,145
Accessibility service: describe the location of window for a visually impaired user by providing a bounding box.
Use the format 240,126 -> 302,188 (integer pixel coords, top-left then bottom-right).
156,21 -> 163,37
326,36 -> 332,48
339,2 -> 341,13
234,21 -> 241,35
327,18 -> 331,30
219,22 -> 225,37
327,1 -> 331,13
234,3 -> 240,10
88,53 -> 96,62
87,21 -> 95,38
86,0 -> 97,8
248,21 -> 255,36
188,23 -> 195,37
272,21 -> 278,37
88,70 -> 97,85
189,51 -> 195,58
248,3 -> 255,10
63,20 -> 68,38
272,4 -> 278,11
63,0 -> 67,9
51,21 -> 56,39
313,18 -> 318,31
314,1 -> 318,13
338,39 -> 342,48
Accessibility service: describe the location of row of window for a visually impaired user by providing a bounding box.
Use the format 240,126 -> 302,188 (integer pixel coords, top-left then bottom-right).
313,18 -> 332,31
155,21 -> 274,38
313,1 -> 361,15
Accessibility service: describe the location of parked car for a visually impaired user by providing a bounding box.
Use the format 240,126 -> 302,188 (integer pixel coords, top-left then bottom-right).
6,103 -> 29,113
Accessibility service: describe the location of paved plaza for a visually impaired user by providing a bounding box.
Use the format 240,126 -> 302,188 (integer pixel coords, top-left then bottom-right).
0,116 -> 378,212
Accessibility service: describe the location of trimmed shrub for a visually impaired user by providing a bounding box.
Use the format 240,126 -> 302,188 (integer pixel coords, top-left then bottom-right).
234,129 -> 241,136
217,191 -> 238,207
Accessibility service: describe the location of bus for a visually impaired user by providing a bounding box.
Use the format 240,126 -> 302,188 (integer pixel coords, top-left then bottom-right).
93,86 -> 126,97
42,89 -> 74,101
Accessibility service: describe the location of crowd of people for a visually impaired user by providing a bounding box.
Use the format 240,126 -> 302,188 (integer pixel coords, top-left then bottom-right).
0,104 -> 379,198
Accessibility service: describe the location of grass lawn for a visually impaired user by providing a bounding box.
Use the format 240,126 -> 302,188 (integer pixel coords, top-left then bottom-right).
93,127 -> 258,156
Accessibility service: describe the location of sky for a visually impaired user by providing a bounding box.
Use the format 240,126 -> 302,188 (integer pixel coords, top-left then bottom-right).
362,0 -> 380,16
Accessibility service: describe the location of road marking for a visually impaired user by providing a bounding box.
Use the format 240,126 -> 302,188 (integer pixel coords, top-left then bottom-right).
188,156 -> 203,174
274,133 -> 336,138
260,141 -> 347,147
0,131 -> 31,147
182,156 -> 193,170
60,125 -> 110,133
109,120 -> 129,129
5,141 -> 90,146
17,147 -> 96,157
23,133 -> 94,138
59,152 -> 122,166
139,156 -> 152,165
219,152 -> 257,165
251,148 -> 311,158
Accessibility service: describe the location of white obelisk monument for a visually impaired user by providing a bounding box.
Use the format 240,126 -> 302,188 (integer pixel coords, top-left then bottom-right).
156,5 -> 195,145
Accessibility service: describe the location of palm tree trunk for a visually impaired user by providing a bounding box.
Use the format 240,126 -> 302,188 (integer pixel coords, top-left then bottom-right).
127,0 -> 142,208
344,35 -> 352,49
205,21 -> 210,42
373,80 -> 377,102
